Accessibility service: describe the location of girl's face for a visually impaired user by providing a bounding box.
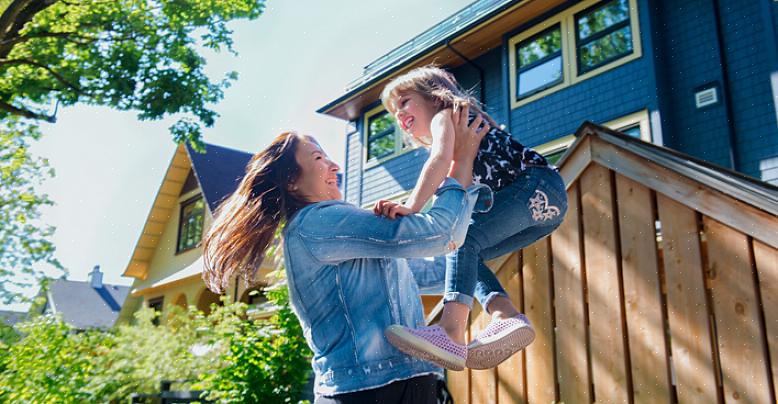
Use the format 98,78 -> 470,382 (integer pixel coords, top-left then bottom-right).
392,91 -> 439,143
292,136 -> 341,203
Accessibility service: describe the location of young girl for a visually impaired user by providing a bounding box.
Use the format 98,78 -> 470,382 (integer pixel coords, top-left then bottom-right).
376,66 -> 568,371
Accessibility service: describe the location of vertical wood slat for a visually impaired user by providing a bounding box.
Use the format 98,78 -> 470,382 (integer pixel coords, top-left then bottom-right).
703,218 -> 772,403
656,194 -> 718,404
497,253 -> 526,404
470,302 -> 497,404
447,327 -> 470,403
753,240 -> 778,400
523,238 -> 556,403
552,184 -> 591,403
580,164 -> 629,402
615,175 -> 672,403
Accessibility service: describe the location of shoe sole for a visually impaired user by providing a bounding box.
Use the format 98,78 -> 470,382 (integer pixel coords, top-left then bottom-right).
385,326 -> 466,371
465,326 -> 535,369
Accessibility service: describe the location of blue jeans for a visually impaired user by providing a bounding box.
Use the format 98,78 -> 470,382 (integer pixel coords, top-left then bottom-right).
444,166 -> 569,310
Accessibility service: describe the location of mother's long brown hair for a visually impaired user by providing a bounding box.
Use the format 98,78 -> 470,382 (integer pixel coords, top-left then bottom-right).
202,132 -> 308,294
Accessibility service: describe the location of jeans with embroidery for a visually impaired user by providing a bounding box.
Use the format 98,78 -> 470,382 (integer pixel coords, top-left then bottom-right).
444,166 -> 568,310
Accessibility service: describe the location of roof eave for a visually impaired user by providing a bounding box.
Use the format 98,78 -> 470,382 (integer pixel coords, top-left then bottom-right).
317,0 -> 560,121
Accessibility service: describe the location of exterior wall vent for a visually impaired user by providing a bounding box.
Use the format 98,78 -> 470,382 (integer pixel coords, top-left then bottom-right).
695,87 -> 718,108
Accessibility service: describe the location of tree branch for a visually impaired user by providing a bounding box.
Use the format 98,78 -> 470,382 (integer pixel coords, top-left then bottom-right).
0,0 -> 58,58
0,31 -> 95,49
0,0 -> 37,38
0,99 -> 56,122
0,58 -> 82,93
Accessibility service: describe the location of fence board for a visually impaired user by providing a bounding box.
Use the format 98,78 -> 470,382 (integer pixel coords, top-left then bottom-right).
470,302 -> 497,404
704,218 -> 772,403
580,164 -> 629,402
496,253 -> 526,404
656,195 -> 718,404
552,184 -> 591,403
753,240 -> 778,400
523,238 -> 556,403
615,175 -> 672,403
447,323 -> 470,403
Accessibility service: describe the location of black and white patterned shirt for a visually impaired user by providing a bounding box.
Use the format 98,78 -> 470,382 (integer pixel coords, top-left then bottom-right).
471,123 -> 553,192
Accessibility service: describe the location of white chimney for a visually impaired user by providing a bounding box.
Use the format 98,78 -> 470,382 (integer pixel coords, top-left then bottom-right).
89,265 -> 103,288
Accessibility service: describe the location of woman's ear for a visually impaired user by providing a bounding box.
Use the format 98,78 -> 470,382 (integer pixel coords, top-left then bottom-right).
289,183 -> 298,192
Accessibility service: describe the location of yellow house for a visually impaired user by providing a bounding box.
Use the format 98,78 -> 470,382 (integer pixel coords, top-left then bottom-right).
116,142 -> 277,325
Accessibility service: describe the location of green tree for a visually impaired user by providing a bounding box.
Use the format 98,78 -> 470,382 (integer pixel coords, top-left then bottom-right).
0,0 -> 264,305
0,119 -> 62,304
0,0 -> 265,148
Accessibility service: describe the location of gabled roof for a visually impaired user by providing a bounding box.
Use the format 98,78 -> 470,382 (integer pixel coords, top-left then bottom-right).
560,122 -> 778,248
317,0 -> 565,120
122,142 -> 253,280
0,310 -> 26,327
46,279 -> 130,330
186,143 -> 253,213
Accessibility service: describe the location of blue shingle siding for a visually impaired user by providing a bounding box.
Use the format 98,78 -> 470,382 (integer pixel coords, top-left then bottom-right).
653,0 -> 734,168
343,0 -> 778,200
360,148 -> 429,206
450,48 -> 507,125
507,0 -> 659,148
344,130 -> 363,205
718,0 -> 778,183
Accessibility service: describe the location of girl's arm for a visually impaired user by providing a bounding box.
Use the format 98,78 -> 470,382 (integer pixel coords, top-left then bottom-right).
403,109 -> 455,212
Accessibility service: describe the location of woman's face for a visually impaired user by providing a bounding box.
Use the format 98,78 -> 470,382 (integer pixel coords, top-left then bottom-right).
292,136 -> 341,203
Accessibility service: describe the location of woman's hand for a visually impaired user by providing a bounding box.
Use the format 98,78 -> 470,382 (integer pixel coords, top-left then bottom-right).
451,103 -> 490,163
373,199 -> 415,219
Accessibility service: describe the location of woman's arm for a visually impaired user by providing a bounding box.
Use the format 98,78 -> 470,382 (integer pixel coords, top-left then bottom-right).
295,179 -> 487,264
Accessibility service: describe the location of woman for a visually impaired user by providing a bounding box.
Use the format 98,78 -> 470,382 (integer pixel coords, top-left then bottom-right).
202,107 -> 490,403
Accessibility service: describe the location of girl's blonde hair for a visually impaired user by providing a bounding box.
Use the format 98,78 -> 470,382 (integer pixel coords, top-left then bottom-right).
380,65 -> 497,127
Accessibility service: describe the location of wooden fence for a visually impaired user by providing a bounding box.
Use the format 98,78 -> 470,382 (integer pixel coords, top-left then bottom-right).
443,129 -> 778,404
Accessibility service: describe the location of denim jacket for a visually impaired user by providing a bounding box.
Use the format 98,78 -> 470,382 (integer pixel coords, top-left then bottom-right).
283,178 -> 491,396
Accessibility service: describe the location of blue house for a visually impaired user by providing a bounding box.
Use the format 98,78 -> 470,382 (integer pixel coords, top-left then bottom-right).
318,0 -> 778,209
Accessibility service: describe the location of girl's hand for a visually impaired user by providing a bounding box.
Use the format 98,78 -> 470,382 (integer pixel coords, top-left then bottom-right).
451,103 -> 490,162
373,199 -> 415,219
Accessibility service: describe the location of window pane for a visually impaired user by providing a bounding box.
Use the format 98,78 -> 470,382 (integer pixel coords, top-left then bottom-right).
578,0 -> 629,40
518,27 -> 561,67
367,111 -> 401,161
178,196 -> 204,251
369,112 -> 396,136
368,134 -> 396,161
578,26 -> 632,72
544,148 -> 568,165
619,125 -> 641,138
518,56 -> 563,97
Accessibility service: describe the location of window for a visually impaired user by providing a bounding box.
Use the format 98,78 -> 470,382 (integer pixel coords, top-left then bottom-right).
575,0 -> 633,74
516,25 -> 563,99
533,110 -> 651,165
509,0 -> 641,109
604,109 -> 651,142
534,135 -> 577,165
148,296 -> 164,326
177,195 -> 205,253
363,105 -> 411,167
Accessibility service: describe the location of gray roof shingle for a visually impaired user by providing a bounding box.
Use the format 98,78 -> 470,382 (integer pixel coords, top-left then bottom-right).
48,279 -> 130,329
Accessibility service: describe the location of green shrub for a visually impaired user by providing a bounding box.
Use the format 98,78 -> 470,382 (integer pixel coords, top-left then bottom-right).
0,272 -> 312,403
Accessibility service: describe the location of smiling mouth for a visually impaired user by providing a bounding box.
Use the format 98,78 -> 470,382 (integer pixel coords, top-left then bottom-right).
402,116 -> 414,131
325,178 -> 337,186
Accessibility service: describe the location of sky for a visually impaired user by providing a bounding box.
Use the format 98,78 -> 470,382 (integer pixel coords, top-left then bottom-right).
2,0 -> 477,311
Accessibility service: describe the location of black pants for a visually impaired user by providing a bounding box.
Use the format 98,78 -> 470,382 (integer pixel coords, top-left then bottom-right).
314,374 -> 452,404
